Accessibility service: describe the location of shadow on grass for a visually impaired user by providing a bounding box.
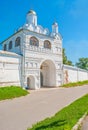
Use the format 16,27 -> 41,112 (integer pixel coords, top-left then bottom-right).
33,119 -> 66,130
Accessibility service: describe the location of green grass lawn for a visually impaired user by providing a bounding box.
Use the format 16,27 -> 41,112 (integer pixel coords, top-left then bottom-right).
28,94 -> 88,130
62,80 -> 88,87
0,86 -> 29,101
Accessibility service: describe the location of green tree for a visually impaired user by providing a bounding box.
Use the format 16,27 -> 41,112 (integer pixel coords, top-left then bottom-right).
76,58 -> 88,70
63,48 -> 73,66
67,60 -> 73,66
63,48 -> 67,64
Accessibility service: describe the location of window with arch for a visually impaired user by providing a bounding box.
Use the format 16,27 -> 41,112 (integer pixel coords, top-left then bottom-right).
9,41 -> 12,50
30,36 -> 39,47
15,37 -> 21,47
4,44 -> 7,51
44,40 -> 51,49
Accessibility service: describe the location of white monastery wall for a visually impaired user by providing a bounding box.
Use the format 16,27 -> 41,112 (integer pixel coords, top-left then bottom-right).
63,65 -> 88,84
0,51 -> 21,87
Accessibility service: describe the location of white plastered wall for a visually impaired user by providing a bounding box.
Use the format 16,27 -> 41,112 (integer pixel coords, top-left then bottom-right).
0,53 -> 21,87
63,65 -> 88,84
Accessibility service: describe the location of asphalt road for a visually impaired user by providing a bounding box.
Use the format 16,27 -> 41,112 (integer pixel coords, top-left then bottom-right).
0,85 -> 88,130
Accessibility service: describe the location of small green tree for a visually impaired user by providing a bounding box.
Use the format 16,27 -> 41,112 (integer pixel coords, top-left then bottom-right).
63,48 -> 73,66
63,48 -> 68,64
67,60 -> 73,66
76,58 -> 88,70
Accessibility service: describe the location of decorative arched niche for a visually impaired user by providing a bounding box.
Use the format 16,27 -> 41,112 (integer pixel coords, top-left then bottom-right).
30,36 -> 39,47
15,37 -> 21,47
44,40 -> 51,49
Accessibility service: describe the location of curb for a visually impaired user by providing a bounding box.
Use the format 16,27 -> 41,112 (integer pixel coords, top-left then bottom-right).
72,112 -> 87,130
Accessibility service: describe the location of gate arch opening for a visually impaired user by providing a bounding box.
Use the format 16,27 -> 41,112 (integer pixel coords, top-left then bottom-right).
27,75 -> 35,89
40,60 -> 56,87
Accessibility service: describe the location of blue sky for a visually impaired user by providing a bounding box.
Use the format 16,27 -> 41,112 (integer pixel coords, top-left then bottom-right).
0,0 -> 88,64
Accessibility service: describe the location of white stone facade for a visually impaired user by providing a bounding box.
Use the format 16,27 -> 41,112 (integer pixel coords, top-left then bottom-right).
0,10 -> 88,89
0,10 -> 63,89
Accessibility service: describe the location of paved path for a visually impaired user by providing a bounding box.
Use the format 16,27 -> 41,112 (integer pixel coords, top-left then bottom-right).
0,85 -> 88,130
81,116 -> 88,130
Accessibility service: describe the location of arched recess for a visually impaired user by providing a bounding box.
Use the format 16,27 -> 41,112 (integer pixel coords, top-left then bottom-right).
44,40 -> 51,49
3,44 -> 7,51
9,41 -> 12,50
30,36 -> 39,47
27,75 -> 35,89
40,60 -> 56,87
15,37 -> 21,47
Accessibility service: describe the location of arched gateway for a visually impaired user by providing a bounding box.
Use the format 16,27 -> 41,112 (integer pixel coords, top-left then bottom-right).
40,60 -> 56,87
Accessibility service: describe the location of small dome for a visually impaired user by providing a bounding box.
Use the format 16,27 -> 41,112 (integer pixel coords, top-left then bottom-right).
27,10 -> 36,15
52,22 -> 58,26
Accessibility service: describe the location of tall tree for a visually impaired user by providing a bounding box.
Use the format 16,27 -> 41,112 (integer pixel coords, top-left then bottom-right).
63,48 -> 73,66
63,48 -> 67,64
76,58 -> 88,70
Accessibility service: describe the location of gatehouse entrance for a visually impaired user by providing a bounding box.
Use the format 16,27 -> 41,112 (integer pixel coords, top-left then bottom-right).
40,60 -> 56,87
